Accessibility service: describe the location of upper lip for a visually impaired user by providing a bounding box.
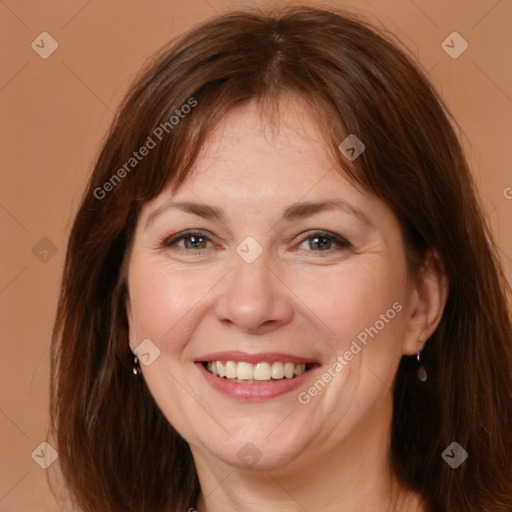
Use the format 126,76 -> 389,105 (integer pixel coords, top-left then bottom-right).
195,351 -> 319,365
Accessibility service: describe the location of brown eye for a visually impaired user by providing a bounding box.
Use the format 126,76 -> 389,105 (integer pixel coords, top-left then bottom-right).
296,231 -> 351,252
161,230 -> 214,251
308,235 -> 333,251
182,235 -> 208,249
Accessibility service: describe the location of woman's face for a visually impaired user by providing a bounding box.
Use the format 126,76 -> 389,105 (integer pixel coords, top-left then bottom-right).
125,98 -> 422,472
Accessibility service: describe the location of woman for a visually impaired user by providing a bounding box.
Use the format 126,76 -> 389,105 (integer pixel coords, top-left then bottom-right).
50,6 -> 512,511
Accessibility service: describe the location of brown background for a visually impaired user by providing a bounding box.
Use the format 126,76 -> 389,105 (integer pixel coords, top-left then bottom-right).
1,0 -> 511,509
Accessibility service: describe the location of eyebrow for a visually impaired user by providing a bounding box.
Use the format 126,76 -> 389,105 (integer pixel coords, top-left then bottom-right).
145,199 -> 371,229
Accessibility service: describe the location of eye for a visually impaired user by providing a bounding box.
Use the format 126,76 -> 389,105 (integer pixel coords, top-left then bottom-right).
161,230 -> 215,252
159,229 -> 350,255
295,230 -> 351,252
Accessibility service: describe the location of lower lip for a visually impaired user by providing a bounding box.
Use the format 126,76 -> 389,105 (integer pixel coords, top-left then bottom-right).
196,363 -> 317,401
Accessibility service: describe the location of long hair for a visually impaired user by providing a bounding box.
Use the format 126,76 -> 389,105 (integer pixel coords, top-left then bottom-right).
50,6 -> 512,511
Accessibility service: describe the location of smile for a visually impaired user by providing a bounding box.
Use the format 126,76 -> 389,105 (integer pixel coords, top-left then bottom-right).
195,352 -> 320,400
204,360 -> 310,382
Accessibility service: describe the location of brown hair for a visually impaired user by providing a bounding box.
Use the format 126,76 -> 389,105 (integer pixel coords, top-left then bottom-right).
50,6 -> 512,511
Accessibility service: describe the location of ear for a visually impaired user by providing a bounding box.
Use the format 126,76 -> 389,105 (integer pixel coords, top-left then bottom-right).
124,294 -> 136,352
402,250 -> 449,355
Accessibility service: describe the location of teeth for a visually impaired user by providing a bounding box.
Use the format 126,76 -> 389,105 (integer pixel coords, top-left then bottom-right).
294,363 -> 306,376
205,360 -> 309,381
237,362 -> 253,380
271,361 -> 285,379
225,360 -> 237,378
284,362 -> 295,379
254,362 -> 271,380
217,361 -> 226,377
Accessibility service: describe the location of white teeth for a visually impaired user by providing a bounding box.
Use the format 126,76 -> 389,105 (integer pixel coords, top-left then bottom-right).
225,360 -> 237,379
205,360 -> 309,381
271,361 -> 285,379
217,361 -> 226,377
237,362 -> 254,380
284,362 -> 295,379
254,362 -> 271,380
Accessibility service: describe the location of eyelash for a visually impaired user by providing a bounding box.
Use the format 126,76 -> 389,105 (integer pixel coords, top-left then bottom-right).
160,229 -> 351,254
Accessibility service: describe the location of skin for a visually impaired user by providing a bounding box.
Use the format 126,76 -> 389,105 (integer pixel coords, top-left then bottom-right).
125,96 -> 448,512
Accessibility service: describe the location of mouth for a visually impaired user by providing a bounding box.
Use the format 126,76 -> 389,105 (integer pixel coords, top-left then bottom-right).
202,360 -> 315,383
195,352 -> 320,400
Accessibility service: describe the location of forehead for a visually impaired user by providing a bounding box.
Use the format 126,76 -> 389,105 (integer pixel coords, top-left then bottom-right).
202,96 -> 327,157
148,97 -> 365,211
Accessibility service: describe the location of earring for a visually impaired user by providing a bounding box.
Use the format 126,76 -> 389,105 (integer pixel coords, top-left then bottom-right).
132,354 -> 141,375
417,337 -> 427,382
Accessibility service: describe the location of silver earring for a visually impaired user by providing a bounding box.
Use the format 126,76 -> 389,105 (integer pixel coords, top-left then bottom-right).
132,354 -> 141,375
417,337 -> 427,382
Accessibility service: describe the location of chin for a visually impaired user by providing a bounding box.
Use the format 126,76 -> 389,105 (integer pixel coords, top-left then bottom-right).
209,436 -> 306,471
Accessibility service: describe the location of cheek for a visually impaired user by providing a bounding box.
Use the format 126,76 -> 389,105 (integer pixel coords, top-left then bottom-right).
301,259 -> 408,365
127,257 -> 221,354
126,259 -> 217,439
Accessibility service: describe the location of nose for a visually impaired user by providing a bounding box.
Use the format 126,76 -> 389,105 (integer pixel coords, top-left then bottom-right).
213,249 -> 294,334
